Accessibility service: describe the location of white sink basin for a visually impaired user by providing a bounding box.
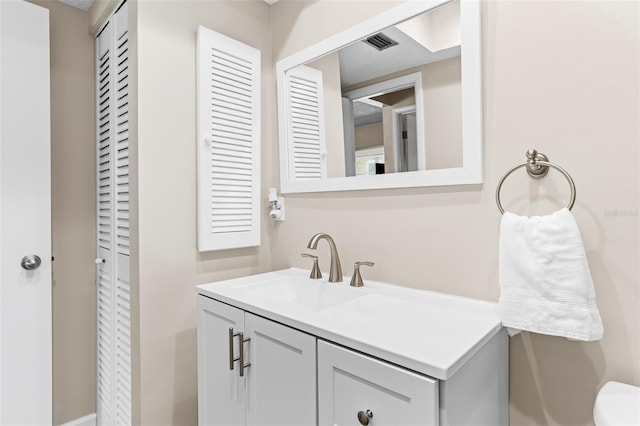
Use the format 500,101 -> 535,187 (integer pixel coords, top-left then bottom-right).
197,268 -> 502,379
233,276 -> 368,312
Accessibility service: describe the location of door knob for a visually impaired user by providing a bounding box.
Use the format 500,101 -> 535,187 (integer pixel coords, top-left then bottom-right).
357,409 -> 373,425
21,254 -> 42,271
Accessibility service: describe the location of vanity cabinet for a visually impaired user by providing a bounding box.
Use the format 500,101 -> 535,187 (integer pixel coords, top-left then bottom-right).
318,341 -> 438,426
196,269 -> 509,426
197,296 -> 316,426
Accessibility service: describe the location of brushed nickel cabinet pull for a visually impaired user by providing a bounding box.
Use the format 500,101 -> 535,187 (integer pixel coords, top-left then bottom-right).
228,327 -> 241,370
238,332 -> 251,377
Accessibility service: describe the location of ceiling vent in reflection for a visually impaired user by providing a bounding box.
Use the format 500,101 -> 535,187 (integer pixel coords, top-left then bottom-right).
363,33 -> 398,51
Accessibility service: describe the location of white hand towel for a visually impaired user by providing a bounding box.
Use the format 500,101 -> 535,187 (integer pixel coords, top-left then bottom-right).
499,208 -> 603,341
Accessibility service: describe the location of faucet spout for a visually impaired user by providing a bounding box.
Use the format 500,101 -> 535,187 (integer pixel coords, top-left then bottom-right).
307,233 -> 342,283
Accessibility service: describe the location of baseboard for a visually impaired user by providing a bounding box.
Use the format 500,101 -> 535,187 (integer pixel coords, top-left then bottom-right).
60,413 -> 96,426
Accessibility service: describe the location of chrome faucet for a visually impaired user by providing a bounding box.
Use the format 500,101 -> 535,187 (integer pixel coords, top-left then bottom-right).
307,233 -> 342,283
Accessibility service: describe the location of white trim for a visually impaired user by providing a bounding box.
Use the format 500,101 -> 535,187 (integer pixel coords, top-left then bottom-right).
276,0 -> 483,193
391,104 -> 419,172
343,73 -> 418,101
61,413 -> 97,426
356,97 -> 384,109
460,0 -> 483,184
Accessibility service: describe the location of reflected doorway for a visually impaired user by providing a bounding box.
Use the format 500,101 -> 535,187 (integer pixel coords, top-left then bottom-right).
341,73 -> 424,177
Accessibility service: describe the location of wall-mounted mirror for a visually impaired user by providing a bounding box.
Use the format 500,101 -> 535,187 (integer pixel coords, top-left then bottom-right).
276,0 -> 482,193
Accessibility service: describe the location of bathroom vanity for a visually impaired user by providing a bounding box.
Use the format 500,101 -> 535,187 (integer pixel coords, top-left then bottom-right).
196,269 -> 507,426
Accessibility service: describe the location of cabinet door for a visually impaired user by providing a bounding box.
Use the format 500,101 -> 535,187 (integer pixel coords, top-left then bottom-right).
197,297 -> 245,426
245,313 -> 317,426
318,341 -> 438,426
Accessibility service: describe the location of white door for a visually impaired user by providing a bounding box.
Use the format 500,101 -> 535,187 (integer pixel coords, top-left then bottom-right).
197,297 -> 245,426
245,313 -> 316,426
0,0 -> 52,424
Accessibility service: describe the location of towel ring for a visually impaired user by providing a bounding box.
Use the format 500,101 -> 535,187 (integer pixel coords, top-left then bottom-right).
496,149 -> 576,214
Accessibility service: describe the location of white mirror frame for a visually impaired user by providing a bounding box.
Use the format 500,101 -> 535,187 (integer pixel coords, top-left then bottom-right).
276,0 -> 482,193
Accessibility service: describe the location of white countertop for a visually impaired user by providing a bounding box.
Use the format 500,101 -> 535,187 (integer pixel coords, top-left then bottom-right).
196,268 -> 502,380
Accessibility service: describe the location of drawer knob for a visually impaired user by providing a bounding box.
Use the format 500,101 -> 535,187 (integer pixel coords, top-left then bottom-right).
357,409 -> 373,425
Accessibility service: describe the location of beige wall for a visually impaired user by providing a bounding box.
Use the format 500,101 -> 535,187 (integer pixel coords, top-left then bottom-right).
135,1 -> 272,424
355,122 -> 383,150
271,2 -> 639,426
422,56 -> 462,169
27,0 -> 96,424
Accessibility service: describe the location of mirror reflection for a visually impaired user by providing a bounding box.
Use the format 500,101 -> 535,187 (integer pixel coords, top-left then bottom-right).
343,78 -> 422,176
285,0 -> 462,181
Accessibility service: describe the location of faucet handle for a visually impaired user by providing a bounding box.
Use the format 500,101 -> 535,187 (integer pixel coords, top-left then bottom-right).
350,261 -> 374,287
301,253 -> 322,279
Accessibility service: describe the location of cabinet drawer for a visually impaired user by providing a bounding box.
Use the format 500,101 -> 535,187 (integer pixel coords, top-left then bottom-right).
318,341 -> 438,426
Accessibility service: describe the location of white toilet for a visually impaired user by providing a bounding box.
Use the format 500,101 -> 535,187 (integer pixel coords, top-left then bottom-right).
593,381 -> 640,425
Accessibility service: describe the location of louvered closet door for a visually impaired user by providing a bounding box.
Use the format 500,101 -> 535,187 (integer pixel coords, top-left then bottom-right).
197,26 -> 261,252
284,65 -> 326,181
96,22 -> 115,426
113,5 -> 131,423
97,23 -> 112,256
96,2 -> 131,425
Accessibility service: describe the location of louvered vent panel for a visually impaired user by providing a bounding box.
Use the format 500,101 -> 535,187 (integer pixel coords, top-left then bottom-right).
115,30 -> 129,256
285,66 -> 326,181
197,26 -> 261,251
209,48 -> 253,234
289,75 -> 322,180
96,256 -> 113,422
98,47 -> 112,249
